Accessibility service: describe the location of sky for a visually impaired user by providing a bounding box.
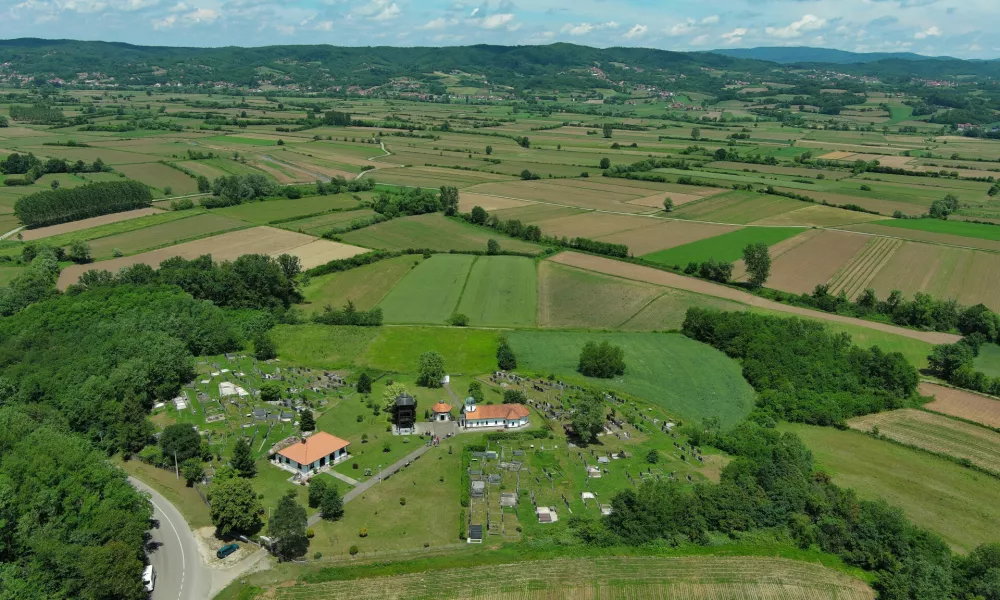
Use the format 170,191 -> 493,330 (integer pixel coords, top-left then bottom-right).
3,0 -> 998,60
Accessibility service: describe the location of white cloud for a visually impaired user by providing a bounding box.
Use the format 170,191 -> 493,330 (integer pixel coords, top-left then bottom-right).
275,23 -> 294,34
765,15 -> 825,39
151,13 -> 175,28
691,33 -> 710,45
561,21 -> 618,36
373,2 -> 400,21
624,24 -> 647,39
480,13 -> 513,29
721,27 -> 747,44
121,0 -> 157,10
314,20 -> 333,31
914,25 -> 941,39
186,7 -> 218,23
420,16 -> 455,30
469,7 -> 478,17
667,19 -> 695,36
701,15 -> 719,25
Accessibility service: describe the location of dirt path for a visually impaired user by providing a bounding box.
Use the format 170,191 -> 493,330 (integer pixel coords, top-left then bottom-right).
550,252 -> 961,345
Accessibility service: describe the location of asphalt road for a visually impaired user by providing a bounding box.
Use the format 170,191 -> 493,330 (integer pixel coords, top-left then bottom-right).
130,477 -> 213,600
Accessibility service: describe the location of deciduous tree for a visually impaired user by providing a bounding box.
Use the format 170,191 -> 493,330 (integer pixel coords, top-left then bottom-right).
742,242 -> 771,289
417,351 -> 446,388
231,437 -> 257,479
209,477 -> 262,536
270,491 -> 309,559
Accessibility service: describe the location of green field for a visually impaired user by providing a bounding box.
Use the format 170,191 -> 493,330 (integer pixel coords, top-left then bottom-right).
507,331 -> 757,427
454,255 -> 537,327
301,254 -> 420,312
379,254 -> 476,324
974,343 -> 1000,377
642,227 -> 804,266
784,423 -> 1000,552
210,194 -> 362,224
870,218 -> 1000,241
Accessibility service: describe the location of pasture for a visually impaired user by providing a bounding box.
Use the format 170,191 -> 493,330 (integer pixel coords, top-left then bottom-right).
507,330 -> 757,427
642,226 -> 805,266
301,254 -> 420,312
785,423 -> 1000,552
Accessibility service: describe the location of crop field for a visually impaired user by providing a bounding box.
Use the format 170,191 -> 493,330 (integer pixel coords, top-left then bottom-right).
301,255 -> 420,312
848,408 -> 1000,474
342,213 -> 544,254
275,556 -> 874,600
465,180 -> 655,214
826,236 -> 903,298
372,165 -> 513,189
529,212 -> 657,239
784,423 -> 1000,552
537,261 -> 666,329
454,255 -> 537,327
378,254 -> 476,324
760,229 -> 870,294
597,219 -> 741,256
643,226 -> 805,266
209,193 -> 362,224
841,220 -> 1000,253
921,382 -> 1000,429
670,191 -> 805,224
280,208 -> 377,236
508,331 -> 756,427
457,192 -> 531,212
57,226 -> 367,288
753,205 -> 885,227
115,163 -> 200,195
866,242 -> 1000,311
85,212 -> 248,259
18,207 -> 163,241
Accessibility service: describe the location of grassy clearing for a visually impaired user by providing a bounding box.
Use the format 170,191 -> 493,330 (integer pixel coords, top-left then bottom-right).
273,555 -> 874,600
301,255 -> 421,312
379,255 -> 476,324
974,343 -> 1000,377
642,227 -> 804,266
507,331 -> 756,427
342,213 -> 544,254
454,256 -> 537,327
272,325 -> 382,370
849,408 -> 1000,474
784,423 -> 1000,553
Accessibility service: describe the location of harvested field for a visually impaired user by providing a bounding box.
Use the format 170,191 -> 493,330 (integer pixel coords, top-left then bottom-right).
342,213 -> 543,254
457,192 -> 531,212
867,242 -> 1000,311
827,237 -> 903,298
849,408 -> 1000,475
778,190 -> 915,216
492,204 -> 586,223
18,207 -> 162,241
276,556 -> 874,600
548,252 -> 961,345
466,180 -> 652,213
922,382 -> 1000,429
760,229 -> 870,294
627,191 -> 706,208
537,261 -> 664,329
596,219 -> 740,256
817,151 -> 855,160
57,227 -> 367,288
753,205 -> 885,227
373,166 -> 511,189
86,212 -> 248,259
530,212 -> 654,239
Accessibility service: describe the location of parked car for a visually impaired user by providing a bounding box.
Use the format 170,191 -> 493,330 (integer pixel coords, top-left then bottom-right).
142,565 -> 155,592
216,543 -> 239,559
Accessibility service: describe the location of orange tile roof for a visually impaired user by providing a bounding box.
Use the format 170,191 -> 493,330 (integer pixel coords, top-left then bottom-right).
431,402 -> 452,413
277,431 -> 349,465
465,403 -> 529,421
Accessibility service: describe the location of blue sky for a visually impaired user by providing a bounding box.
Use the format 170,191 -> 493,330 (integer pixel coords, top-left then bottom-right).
4,0 -> 996,59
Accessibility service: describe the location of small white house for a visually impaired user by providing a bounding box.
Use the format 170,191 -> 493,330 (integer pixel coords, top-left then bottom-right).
459,397 -> 529,429
274,432 -> 350,474
431,402 -> 452,422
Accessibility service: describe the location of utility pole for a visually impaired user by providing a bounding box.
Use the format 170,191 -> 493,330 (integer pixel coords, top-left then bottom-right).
174,451 -> 179,480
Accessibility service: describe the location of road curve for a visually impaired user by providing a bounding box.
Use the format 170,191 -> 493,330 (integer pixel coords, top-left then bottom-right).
130,477 -> 213,600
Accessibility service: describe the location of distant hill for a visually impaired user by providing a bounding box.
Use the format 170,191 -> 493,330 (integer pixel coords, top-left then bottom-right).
710,46 -> 954,65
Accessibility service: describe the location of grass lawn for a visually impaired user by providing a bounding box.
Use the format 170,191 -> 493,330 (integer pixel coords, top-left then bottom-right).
642,227 -> 804,266
310,445 -> 461,558
870,218 -> 1000,241
254,458 -> 314,518
507,331 -> 756,427
455,256 -> 537,327
300,255 -> 421,312
272,325 -> 382,370
783,423 -> 1000,553
379,255 -> 476,324
116,457 -> 213,529
974,343 -> 1000,378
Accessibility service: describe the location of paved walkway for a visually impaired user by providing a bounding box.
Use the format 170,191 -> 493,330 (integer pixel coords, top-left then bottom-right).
307,443 -> 432,526
551,252 -> 961,345
326,470 -> 360,486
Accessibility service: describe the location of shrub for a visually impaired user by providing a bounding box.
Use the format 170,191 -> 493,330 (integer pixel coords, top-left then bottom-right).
313,552 -> 322,560
399,497 -> 406,506
349,545 -> 359,555
358,528 -> 368,538
449,313 -> 469,326
306,528 -> 315,539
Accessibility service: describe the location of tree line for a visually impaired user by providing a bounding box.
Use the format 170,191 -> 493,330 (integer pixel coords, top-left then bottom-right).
14,180 -> 152,228
1,152 -> 110,185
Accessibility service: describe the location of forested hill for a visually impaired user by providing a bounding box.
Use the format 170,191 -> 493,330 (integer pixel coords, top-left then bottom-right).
0,39 -> 764,92
711,46 -> 952,64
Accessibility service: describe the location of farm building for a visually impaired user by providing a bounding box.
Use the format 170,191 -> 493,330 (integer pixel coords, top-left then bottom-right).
459,397 -> 529,429
271,431 -> 350,474
431,401 -> 452,422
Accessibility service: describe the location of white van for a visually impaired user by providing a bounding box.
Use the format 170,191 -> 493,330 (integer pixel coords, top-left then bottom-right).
142,565 -> 155,592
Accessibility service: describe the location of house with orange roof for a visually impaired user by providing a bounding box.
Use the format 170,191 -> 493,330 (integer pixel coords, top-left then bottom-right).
271,431 -> 350,474
459,397 -> 529,429
430,401 -> 452,422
